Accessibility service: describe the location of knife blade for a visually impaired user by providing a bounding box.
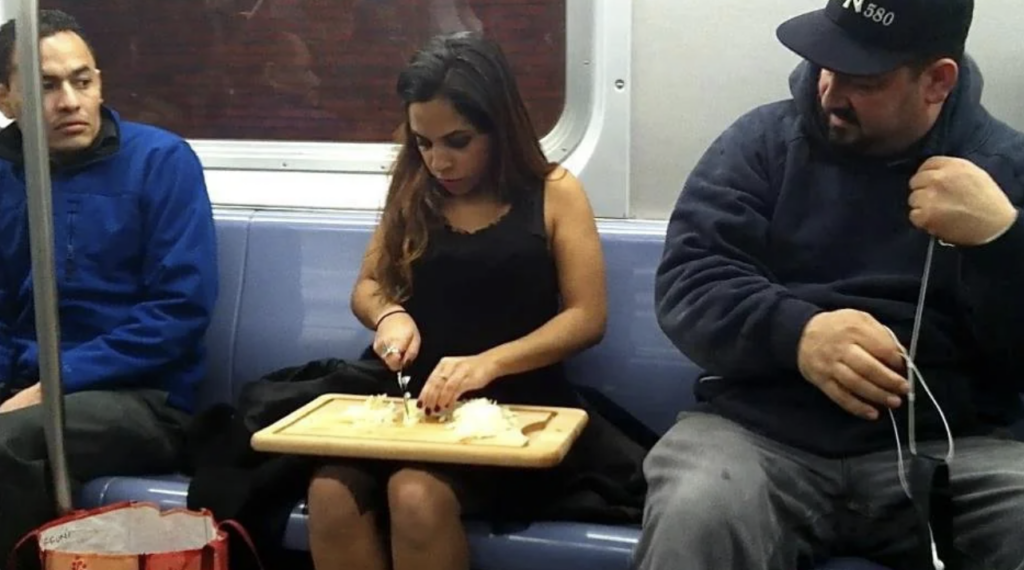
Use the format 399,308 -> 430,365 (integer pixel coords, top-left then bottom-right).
397,371 -> 412,421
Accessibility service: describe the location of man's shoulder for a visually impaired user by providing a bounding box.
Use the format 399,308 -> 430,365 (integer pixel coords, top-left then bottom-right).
970,113 -> 1024,163
699,99 -> 804,171
725,99 -> 803,141
108,121 -> 207,203
960,112 -> 1024,202
118,120 -> 198,163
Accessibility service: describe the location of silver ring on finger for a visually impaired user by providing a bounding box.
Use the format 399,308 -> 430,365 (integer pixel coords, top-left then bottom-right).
382,344 -> 399,357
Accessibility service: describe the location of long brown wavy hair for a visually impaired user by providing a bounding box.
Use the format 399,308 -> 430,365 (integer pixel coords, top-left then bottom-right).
374,31 -> 557,302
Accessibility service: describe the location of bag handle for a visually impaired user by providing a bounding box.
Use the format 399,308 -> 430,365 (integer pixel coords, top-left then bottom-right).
5,529 -> 40,570
143,519 -> 266,570
218,519 -> 267,570
141,520 -> 265,570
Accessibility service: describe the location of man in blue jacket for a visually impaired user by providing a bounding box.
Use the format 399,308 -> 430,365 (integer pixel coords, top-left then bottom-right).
0,9 -> 217,561
637,0 -> 1024,569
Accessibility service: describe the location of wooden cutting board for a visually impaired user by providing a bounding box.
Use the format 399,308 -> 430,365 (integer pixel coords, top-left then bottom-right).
250,394 -> 589,468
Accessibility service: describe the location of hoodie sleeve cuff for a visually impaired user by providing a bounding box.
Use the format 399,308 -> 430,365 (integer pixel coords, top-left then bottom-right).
770,298 -> 822,370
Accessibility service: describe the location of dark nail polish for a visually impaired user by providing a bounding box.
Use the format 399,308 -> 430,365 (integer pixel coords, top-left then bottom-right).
433,406 -> 441,413
416,401 -> 423,409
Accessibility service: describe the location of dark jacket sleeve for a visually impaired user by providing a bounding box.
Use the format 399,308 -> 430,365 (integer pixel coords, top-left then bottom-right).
960,182 -> 1024,391
654,108 -> 821,377
0,276 -> 12,384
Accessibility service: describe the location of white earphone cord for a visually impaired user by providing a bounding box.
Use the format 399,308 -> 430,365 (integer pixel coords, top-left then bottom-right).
885,236 -> 955,499
884,236 -> 954,570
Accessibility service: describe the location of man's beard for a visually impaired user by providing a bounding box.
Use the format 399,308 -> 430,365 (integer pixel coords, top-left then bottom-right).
822,106 -> 871,151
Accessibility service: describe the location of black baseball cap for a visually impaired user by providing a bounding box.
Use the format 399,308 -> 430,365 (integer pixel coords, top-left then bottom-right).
776,0 -> 974,76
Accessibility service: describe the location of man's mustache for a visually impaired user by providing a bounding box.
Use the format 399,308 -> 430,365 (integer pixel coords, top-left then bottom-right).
823,106 -> 859,126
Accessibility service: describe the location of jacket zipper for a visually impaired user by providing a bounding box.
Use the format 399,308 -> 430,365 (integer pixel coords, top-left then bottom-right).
66,199 -> 78,280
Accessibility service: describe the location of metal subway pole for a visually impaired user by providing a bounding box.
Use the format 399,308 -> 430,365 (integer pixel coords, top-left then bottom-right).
15,0 -> 74,515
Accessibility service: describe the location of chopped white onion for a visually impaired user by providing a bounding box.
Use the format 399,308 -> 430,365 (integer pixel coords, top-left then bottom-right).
338,395 -> 526,443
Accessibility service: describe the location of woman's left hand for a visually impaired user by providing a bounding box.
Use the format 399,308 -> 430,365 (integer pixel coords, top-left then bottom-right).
418,354 -> 500,413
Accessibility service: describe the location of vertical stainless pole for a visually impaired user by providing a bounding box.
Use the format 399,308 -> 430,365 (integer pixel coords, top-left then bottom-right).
15,0 -> 73,515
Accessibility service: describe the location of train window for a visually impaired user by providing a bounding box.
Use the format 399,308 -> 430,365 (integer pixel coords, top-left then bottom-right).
17,1 -> 629,217
39,0 -> 565,143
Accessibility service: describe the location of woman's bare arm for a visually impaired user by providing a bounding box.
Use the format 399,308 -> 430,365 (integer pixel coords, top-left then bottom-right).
350,224 -> 404,331
481,168 -> 608,375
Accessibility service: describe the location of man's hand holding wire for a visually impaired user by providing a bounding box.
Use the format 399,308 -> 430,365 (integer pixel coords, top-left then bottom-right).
797,309 -> 911,420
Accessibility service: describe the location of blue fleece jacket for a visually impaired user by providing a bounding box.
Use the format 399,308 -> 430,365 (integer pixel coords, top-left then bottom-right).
0,108 -> 218,413
655,57 -> 1024,456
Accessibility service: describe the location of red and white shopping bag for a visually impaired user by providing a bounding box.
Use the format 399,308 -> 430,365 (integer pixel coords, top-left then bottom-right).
8,501 -> 260,570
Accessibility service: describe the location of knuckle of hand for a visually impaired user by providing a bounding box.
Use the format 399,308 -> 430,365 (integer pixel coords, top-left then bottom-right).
840,321 -> 862,338
840,338 -> 858,354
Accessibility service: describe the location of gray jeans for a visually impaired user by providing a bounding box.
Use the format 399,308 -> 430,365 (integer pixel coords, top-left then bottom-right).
634,412 -> 1024,570
0,389 -> 189,564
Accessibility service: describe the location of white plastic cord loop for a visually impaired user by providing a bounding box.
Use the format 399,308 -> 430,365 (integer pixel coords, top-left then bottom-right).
884,236 -> 954,498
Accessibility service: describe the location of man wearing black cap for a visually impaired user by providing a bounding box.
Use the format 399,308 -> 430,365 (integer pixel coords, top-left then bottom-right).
636,0 -> 1024,569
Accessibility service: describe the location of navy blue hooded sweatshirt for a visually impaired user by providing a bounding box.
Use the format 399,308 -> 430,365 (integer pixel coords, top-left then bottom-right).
0,108 -> 218,413
655,57 -> 1024,457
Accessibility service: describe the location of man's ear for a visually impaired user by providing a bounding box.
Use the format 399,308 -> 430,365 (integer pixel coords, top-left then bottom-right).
0,82 -> 16,119
95,68 -> 104,105
921,58 -> 959,106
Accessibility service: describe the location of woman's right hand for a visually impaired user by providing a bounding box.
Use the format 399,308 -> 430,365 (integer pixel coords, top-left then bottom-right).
373,311 -> 421,371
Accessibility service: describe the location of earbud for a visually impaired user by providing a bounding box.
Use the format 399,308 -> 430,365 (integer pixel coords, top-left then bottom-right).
927,526 -> 944,570
931,537 -> 944,570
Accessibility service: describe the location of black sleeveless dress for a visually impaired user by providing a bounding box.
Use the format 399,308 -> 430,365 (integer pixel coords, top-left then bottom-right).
396,184 -> 579,407
349,183 -> 645,522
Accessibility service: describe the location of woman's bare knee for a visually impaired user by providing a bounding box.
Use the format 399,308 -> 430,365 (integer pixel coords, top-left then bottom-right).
308,464 -> 380,531
387,468 -> 462,547
308,464 -> 388,570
